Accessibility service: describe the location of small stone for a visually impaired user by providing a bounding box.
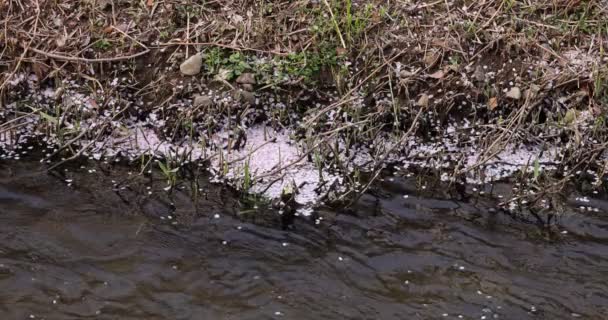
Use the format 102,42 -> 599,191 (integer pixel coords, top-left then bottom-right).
399,69 -> 413,78
234,90 -> 256,105
505,87 -> 521,100
115,23 -> 129,32
193,95 -> 212,107
180,53 -> 204,76
529,84 -> 541,93
53,17 -> 63,27
473,65 -> 486,82
236,72 -> 256,85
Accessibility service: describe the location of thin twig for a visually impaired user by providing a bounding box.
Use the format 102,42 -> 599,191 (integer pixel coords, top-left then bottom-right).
341,107 -> 424,205
29,47 -> 150,63
156,41 -> 289,56
321,0 -> 347,49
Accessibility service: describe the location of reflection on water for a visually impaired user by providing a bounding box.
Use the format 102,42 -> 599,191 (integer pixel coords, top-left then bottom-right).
0,160 -> 607,319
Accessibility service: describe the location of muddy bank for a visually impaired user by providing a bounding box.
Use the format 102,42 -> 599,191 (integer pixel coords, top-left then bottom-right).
2,73 -> 607,217
1,0 -> 608,214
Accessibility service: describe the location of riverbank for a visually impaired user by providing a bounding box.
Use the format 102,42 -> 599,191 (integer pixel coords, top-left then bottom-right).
1,0 -> 607,214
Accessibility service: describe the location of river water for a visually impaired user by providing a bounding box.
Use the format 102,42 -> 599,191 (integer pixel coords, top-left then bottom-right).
1,159 -> 607,319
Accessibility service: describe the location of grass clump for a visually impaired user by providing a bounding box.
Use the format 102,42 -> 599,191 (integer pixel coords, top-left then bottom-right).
201,45 -> 340,85
158,160 -> 178,189
204,49 -> 251,81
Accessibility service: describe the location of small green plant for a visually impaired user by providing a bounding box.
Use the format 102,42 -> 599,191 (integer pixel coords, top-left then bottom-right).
203,49 -> 251,80
93,39 -> 112,51
176,4 -> 194,20
139,154 -> 150,172
448,56 -> 460,69
574,2 -> 593,34
279,46 -> 339,83
313,149 -> 324,181
464,20 -> 479,38
533,158 -> 541,181
592,115 -> 605,135
593,67 -> 608,104
502,0 -> 515,11
241,158 -> 252,192
226,52 -> 250,78
38,110 -> 58,126
203,46 -> 341,85
482,84 -> 494,100
344,1 -> 373,43
312,0 -> 373,48
158,160 -> 178,188
561,109 -> 577,127
159,30 -> 169,40
204,47 -> 223,74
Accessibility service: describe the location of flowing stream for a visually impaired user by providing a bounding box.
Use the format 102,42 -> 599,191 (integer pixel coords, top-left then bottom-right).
1,159 -> 607,319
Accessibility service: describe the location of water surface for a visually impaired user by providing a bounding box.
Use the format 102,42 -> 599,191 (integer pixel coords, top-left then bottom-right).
1,160 -> 607,319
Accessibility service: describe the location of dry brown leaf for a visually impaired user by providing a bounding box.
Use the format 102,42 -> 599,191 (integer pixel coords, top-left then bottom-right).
488,97 -> 498,110
428,70 -> 445,79
423,51 -> 439,67
370,11 -> 381,23
417,93 -> 430,108
31,63 -> 49,81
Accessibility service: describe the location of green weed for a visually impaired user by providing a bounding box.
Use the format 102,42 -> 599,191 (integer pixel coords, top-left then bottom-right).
93,39 -> 112,51
242,157 -> 252,192
203,49 -> 251,81
202,46 -> 339,85
204,47 -> 223,74
502,0 -> 516,11
312,0 -> 373,48
533,158 -> 540,181
158,160 -> 179,188
593,67 -> 608,104
448,56 -> 460,68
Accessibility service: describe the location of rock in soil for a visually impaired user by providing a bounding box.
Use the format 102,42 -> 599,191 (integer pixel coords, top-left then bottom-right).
193,95 -> 213,107
236,73 -> 256,85
180,53 -> 204,76
417,93 -> 430,108
234,90 -> 256,105
473,66 -> 486,83
399,70 -> 413,78
506,87 -> 522,100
